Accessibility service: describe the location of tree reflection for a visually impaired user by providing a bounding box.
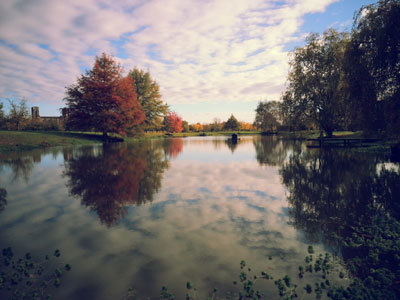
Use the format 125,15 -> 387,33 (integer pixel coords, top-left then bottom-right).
224,136 -> 254,153
64,142 -> 171,227
280,149 -> 396,242
253,136 -> 302,166
280,148 -> 400,298
225,139 -> 239,153
163,138 -> 183,158
0,188 -> 7,213
0,153 -> 35,182
0,148 -> 63,182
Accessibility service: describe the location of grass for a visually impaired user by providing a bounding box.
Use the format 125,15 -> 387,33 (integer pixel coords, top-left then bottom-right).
0,131 -> 104,152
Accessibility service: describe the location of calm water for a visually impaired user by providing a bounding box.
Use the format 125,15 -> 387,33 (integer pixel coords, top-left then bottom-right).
0,136 -> 399,299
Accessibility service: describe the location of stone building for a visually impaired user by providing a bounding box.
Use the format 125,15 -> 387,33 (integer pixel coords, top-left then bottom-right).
31,106 -> 69,125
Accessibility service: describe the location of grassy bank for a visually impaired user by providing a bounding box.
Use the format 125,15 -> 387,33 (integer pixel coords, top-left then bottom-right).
0,131 -> 104,152
1,130 -> 395,152
0,130 -> 262,151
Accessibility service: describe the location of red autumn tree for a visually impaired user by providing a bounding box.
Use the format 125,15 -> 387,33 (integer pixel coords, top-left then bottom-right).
64,53 -> 145,137
164,112 -> 183,133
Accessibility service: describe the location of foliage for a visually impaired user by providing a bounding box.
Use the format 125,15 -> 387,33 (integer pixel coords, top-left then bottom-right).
282,29 -> 350,137
0,247 -> 71,300
345,0 -> 400,136
64,53 -> 145,136
164,112 -> 183,133
182,121 -> 190,132
211,118 -> 223,132
127,249 -> 347,300
128,68 -> 169,131
280,0 -> 400,137
254,101 -> 281,132
5,99 -> 30,131
190,123 -> 203,132
238,122 -> 256,131
223,114 -> 239,131
24,119 -> 64,131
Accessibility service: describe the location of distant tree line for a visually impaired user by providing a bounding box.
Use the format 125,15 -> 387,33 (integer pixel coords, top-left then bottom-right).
187,115 -> 256,133
0,99 -> 64,131
255,0 -> 400,138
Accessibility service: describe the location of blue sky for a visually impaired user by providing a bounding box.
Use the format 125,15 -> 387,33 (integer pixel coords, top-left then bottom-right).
0,0 -> 376,123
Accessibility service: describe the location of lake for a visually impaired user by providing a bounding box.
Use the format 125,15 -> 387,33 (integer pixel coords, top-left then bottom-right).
0,135 -> 399,299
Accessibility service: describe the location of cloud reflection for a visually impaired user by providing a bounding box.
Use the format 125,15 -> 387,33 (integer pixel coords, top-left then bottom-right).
0,136 -> 322,300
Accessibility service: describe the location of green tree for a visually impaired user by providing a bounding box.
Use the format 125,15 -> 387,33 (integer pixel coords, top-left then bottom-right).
223,114 -> 239,131
254,101 -> 282,132
182,120 -> 190,132
345,0 -> 400,136
6,99 -> 29,130
128,68 -> 169,131
64,53 -> 145,137
282,29 -> 350,137
0,102 -> 5,129
210,118 -> 223,132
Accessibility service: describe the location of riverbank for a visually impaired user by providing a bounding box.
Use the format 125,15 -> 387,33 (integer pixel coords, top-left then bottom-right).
280,130 -> 397,153
0,130 -> 395,152
0,131 -> 104,152
0,130 -> 261,152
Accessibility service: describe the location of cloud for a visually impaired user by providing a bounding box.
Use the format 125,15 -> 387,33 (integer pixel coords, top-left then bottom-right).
0,0 -> 339,121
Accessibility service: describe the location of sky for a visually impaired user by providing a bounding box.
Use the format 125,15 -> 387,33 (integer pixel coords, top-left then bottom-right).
0,0 -> 377,124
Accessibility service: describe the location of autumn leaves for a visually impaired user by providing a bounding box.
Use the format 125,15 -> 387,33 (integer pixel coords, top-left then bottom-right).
64,53 -> 181,137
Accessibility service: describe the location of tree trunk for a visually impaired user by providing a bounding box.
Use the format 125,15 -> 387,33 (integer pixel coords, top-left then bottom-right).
325,129 -> 333,138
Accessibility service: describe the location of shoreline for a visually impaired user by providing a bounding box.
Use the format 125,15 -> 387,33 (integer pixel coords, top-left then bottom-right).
0,130 -> 395,153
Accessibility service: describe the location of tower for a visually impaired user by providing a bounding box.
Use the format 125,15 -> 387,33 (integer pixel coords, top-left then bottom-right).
31,106 -> 40,119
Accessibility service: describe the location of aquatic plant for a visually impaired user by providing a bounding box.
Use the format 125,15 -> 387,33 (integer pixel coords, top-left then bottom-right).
0,247 -> 71,300
125,247 -> 347,300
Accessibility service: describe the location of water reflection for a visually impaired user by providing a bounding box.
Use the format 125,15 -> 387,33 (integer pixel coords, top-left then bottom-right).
280,148 -> 400,297
63,142 -> 172,226
280,149 -> 398,243
163,138 -> 183,158
0,187 -> 6,213
253,136 -> 303,166
2,136 -> 398,299
0,152 -> 35,182
0,148 -> 64,182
